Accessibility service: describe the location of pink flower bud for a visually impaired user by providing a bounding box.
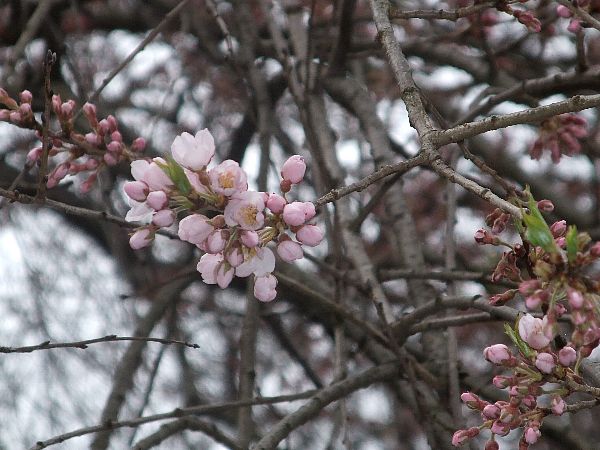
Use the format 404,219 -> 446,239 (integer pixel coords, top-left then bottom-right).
451,428 -> 479,447
80,173 -> 97,193
106,115 -> 118,132
524,427 -> 541,444
493,375 -> 512,389
556,5 -> 572,18
567,288 -> 584,309
83,102 -> 97,125
171,129 -> 215,170
207,230 -> 227,254
19,90 -> 32,104
240,230 -> 259,248
178,214 -> 214,245
131,137 -> 146,152
85,132 -> 101,146
589,242 -> 600,257
535,352 -> 556,374
550,220 -> 567,237
281,155 -> 306,184
146,190 -> 168,210
226,247 -> 244,267
111,131 -> 122,142
537,199 -> 554,212
567,19 -> 581,33
9,111 -> 22,123
26,147 -> 42,163
277,239 -> 303,262
51,94 -> 61,114
143,159 -> 174,191
551,396 -> 566,415
460,392 -> 483,410
152,209 -> 175,227
267,193 -> 286,214
283,202 -> 307,226
103,152 -> 118,166
129,228 -> 153,249
19,103 -> 32,117
47,163 -> 70,188
124,181 -> 149,202
107,141 -> 122,154
296,225 -> 324,247
483,344 -> 512,365
254,274 -> 277,302
301,201 -> 316,221
490,420 -> 510,436
98,119 -> 110,135
482,404 -> 501,420
522,395 -> 537,408
558,346 -> 577,366
60,102 -> 73,118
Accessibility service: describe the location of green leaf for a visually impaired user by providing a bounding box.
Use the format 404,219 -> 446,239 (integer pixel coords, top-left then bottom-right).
566,225 -> 578,263
504,320 -> 533,358
522,192 -> 557,254
158,157 -> 192,195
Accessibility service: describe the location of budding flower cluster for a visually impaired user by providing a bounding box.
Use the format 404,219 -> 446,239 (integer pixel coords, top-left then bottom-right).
125,129 -> 323,302
459,194 -> 600,448
0,87 -> 146,193
529,114 -> 588,163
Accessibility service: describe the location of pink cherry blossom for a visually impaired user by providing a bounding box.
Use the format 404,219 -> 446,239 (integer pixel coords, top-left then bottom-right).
236,247 -> 275,278
171,129 -> 215,170
296,225 -> 323,247
277,240 -> 303,262
535,352 -> 556,374
125,200 -> 154,223
281,155 -> 306,184
266,193 -> 286,214
518,314 -> 552,350
152,209 -> 175,227
129,228 -> 153,249
184,168 -> 209,194
178,214 -> 214,245
124,181 -> 149,202
254,274 -> 277,302
147,159 -> 175,191
209,160 -> 247,196
197,253 -> 223,284
146,190 -> 168,210
224,191 -> 267,230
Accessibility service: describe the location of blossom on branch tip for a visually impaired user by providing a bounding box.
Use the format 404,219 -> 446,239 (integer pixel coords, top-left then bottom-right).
209,159 -> 247,196
254,274 -> 277,302
483,344 -> 512,365
281,155 -> 306,184
518,314 -> 552,350
171,129 -> 215,170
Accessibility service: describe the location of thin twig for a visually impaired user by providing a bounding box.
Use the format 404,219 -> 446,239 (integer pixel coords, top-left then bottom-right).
74,0 -> 191,121
36,50 -> 56,200
0,335 -> 199,354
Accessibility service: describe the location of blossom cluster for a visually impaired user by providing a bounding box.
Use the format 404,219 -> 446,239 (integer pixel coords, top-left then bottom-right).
0,87 -> 146,193
457,194 -> 600,447
529,113 -> 587,163
124,129 -> 323,302
556,1 -> 600,34
454,0 -> 541,34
